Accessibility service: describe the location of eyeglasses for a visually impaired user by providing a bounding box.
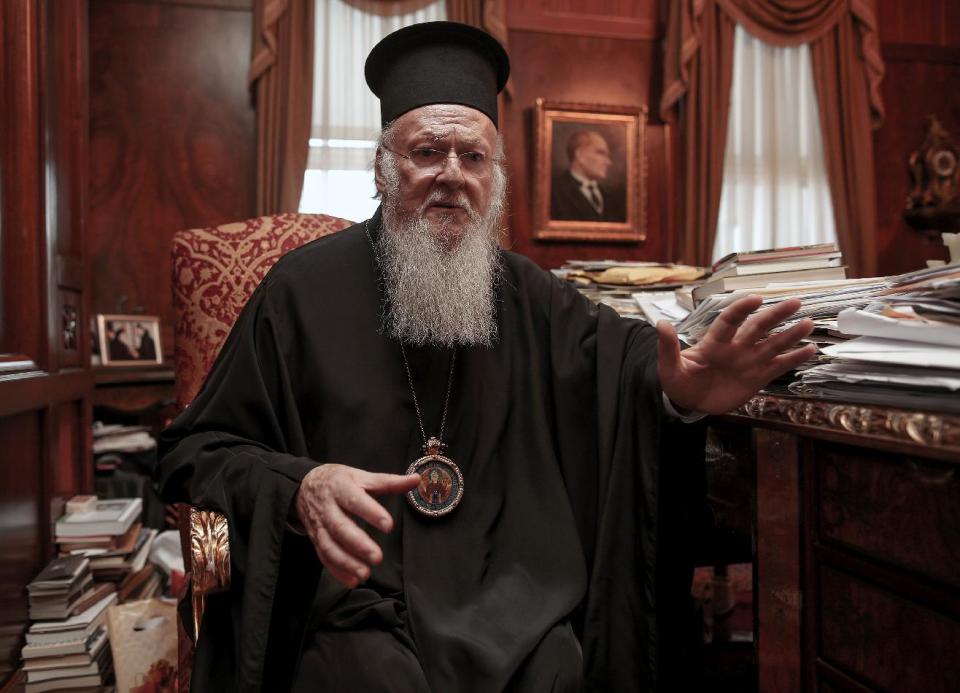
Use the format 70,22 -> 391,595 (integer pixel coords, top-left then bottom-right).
383,145 -> 491,177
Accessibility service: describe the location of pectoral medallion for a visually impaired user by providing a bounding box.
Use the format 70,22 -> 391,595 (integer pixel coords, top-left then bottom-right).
406,437 -> 464,517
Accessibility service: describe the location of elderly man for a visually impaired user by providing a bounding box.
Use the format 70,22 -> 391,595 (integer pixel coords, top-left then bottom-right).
551,130 -> 626,223
158,21 -> 815,693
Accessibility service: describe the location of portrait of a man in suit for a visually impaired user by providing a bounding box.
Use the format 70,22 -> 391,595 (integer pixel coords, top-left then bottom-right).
550,129 -> 627,223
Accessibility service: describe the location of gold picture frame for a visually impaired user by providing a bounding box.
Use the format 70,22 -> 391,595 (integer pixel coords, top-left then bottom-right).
533,99 -> 646,243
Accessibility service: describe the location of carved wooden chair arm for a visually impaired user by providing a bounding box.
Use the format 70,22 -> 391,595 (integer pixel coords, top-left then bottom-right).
178,505 -> 231,642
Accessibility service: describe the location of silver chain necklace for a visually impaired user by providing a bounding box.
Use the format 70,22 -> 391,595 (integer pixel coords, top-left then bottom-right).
400,344 -> 456,446
365,220 -> 465,517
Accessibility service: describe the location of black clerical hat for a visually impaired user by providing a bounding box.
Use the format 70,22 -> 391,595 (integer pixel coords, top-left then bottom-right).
365,21 -> 510,128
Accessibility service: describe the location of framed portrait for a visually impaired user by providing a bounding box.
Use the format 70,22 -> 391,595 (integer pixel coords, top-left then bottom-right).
96,314 -> 162,366
533,99 -> 646,242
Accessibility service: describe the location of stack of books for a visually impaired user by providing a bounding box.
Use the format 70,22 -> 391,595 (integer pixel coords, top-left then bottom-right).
27,557 -> 95,621
22,569 -> 117,692
56,496 -> 160,599
694,242 -> 845,304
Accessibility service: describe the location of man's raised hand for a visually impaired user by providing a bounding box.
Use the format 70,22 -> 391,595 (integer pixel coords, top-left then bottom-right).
656,295 -> 818,415
294,464 -> 420,588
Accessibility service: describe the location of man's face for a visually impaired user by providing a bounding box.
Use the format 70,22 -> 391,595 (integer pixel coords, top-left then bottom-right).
376,104 -> 498,246
574,132 -> 612,181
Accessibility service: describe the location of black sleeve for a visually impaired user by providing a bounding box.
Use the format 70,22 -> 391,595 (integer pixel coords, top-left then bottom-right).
156,277 -> 321,692
544,272 -> 704,692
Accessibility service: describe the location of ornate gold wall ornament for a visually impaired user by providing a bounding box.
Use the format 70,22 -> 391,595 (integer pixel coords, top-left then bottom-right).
903,115 -> 960,232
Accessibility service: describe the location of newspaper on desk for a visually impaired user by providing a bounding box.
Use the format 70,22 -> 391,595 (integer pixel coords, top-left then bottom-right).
673,277 -> 889,344
787,264 -> 960,412
631,291 -> 690,325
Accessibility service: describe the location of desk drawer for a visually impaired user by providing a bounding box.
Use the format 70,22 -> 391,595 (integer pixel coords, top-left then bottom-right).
819,566 -> 960,692
817,444 -> 960,588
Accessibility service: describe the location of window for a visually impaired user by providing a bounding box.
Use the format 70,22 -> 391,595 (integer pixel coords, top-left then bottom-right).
713,25 -> 837,263
299,0 -> 446,221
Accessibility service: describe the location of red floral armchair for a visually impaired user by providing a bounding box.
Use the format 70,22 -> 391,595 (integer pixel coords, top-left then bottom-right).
171,213 -> 352,690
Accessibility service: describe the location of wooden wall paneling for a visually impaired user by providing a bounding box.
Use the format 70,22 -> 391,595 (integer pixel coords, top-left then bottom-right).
0,0 -> 46,364
0,0 -> 93,684
53,402 -> 83,502
502,29 -> 674,268
872,50 -> 960,276
0,413 -> 44,686
754,428 -> 803,693
875,0 -> 960,48
89,0 -> 256,356
44,0 -> 90,372
871,0 -> 960,276
507,0 -> 659,40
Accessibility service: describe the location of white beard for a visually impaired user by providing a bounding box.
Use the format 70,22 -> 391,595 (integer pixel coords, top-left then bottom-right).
376,159 -> 506,348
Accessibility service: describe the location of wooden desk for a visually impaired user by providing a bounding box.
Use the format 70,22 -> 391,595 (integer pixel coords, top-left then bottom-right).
711,395 -> 960,692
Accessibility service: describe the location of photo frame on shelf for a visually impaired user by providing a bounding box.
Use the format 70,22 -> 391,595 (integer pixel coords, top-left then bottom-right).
95,314 -> 162,366
533,99 -> 646,243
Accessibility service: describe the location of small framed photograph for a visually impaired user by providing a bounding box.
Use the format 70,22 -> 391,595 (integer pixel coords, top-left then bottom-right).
533,99 -> 646,242
96,314 -> 162,366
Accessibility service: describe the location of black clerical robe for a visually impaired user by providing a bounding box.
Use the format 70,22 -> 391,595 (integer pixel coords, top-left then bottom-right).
157,210 -> 703,692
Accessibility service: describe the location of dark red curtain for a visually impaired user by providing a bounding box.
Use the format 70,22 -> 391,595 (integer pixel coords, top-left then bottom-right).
249,0 -> 315,215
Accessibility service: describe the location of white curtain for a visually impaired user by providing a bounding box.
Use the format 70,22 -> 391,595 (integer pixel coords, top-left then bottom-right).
713,24 -> 837,263
308,0 -> 446,170
301,0 -> 445,218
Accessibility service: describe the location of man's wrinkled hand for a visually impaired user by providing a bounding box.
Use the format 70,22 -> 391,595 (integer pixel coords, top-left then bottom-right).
656,295 -> 818,415
294,464 -> 420,589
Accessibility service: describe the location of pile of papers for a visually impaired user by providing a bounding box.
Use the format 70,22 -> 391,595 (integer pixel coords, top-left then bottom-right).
791,264 -> 960,412
631,290 -> 691,325
92,422 -> 156,455
674,277 -> 889,345
555,259 -> 706,288
556,245 -> 960,414
554,259 -> 706,322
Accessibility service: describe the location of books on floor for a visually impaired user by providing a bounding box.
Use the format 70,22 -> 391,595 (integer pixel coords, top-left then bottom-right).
88,527 -> 157,583
58,517 -> 142,553
26,557 -> 94,621
25,592 -> 116,645
23,626 -> 112,692
55,497 -> 142,540
22,592 -> 117,691
118,564 -> 163,602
